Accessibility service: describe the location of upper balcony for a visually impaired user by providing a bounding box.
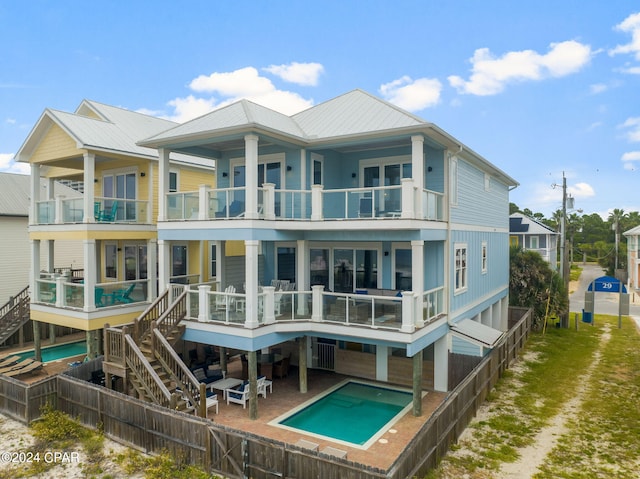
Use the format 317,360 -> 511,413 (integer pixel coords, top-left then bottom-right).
162,180 -> 444,224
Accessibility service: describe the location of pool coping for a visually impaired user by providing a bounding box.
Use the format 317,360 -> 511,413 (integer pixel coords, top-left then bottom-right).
268,378 -> 425,450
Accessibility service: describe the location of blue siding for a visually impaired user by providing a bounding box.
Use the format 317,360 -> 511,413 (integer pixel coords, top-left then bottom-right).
449,229 -> 510,315
450,157 -> 510,228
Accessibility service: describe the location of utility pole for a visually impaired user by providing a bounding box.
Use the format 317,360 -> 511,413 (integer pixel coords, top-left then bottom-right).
559,173 -> 570,328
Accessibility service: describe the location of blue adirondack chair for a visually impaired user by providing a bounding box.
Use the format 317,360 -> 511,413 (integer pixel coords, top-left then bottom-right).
99,201 -> 118,222
112,283 -> 135,304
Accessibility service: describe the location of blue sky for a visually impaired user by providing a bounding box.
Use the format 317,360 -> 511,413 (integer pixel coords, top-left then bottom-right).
1,1 -> 640,219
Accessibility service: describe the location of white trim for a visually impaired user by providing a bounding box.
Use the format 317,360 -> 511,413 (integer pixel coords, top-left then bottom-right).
311,152 -> 324,186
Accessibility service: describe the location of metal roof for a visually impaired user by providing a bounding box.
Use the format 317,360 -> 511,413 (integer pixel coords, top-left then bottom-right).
451,318 -> 504,348
0,173 -> 80,216
510,212 -> 558,235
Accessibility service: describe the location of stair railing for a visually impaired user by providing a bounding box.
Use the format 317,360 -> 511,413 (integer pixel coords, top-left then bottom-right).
132,289 -> 170,343
154,290 -> 188,337
151,323 -> 207,417
0,286 -> 31,344
123,334 -> 177,408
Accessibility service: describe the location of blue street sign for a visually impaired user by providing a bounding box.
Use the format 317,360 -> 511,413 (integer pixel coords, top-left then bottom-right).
587,276 -> 627,293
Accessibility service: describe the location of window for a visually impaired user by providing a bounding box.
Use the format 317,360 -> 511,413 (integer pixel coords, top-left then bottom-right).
210,243 -> 217,278
277,247 -> 296,283
171,245 -> 187,282
530,236 -> 539,250
310,249 -> 329,289
394,249 -> 412,290
481,242 -> 488,274
455,244 -> 467,292
103,171 -> 137,220
169,171 -> 178,193
124,245 -> 147,281
312,154 -> 323,185
105,243 -> 117,279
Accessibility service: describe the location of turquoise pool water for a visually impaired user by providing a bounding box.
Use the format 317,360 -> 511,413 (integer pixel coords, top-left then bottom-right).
16,341 -> 86,363
276,381 -> 412,447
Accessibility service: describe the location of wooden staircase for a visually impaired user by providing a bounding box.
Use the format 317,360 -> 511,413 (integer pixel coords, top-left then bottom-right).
103,289 -> 207,416
0,286 -> 30,345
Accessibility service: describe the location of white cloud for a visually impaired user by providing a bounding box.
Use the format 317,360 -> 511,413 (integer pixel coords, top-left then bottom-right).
589,83 -> 607,94
263,62 -> 324,86
379,76 -> 442,111
0,153 -> 30,174
164,66 -> 317,122
5,118 -> 16,125
609,12 -> 640,60
568,182 -> 595,199
448,40 -> 592,95
622,151 -> 640,170
619,117 -> 640,142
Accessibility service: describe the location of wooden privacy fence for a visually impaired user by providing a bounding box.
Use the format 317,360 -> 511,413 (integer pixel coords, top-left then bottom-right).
0,307 -> 531,479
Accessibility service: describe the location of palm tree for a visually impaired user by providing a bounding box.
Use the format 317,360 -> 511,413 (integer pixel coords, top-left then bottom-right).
608,209 -> 627,272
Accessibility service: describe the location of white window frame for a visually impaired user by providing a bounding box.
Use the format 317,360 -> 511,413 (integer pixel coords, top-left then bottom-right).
454,243 -> 467,293
104,242 -> 118,281
311,153 -> 324,186
481,241 -> 488,274
530,236 -> 539,250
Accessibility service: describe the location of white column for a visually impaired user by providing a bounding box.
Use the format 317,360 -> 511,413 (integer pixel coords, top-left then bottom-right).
46,240 -> 55,273
30,240 -> 40,301
296,240 -> 309,315
83,239 -> 96,310
311,184 -> 323,221
146,162 -> 154,223
30,164 -> 40,224
147,238 -> 157,301
83,152 -> 96,223
433,334 -> 449,392
158,239 -> 171,293
412,135 -> 425,219
412,240 -> 425,328
244,240 -> 259,328
198,285 -> 211,322
244,134 -> 259,219
157,148 -> 170,222
376,345 -> 389,382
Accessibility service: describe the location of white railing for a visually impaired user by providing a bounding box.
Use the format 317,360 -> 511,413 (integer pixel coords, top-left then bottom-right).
184,285 -> 438,333
273,189 -> 311,220
321,185 -> 403,220
166,191 -> 199,220
420,188 -> 444,221
95,197 -> 149,223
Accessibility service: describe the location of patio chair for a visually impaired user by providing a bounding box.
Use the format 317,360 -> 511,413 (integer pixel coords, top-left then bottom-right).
215,285 -> 236,310
4,360 -> 42,378
112,283 -> 135,304
206,394 -> 219,414
98,201 -> 118,222
359,196 -> 373,218
225,381 -> 250,408
258,375 -> 272,396
272,353 -> 291,379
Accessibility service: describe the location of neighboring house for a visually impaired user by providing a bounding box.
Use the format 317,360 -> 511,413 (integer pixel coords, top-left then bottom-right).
16,100 -> 213,357
623,225 -> 640,293
138,89 -> 518,415
0,173 -> 83,304
509,212 -> 559,270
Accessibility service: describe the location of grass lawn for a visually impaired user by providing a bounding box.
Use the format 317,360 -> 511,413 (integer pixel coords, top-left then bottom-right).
426,313 -> 640,479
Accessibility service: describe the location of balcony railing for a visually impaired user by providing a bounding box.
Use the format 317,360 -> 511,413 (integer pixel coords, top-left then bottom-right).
184,285 -> 438,333
34,196 -> 149,225
34,277 -> 149,310
162,180 -> 444,222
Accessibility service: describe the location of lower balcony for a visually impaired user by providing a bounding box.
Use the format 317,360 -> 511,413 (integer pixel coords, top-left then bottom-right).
183,284 -> 445,333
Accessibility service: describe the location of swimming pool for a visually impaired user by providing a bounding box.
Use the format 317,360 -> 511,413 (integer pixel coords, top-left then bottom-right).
271,380 -> 414,449
15,341 -> 86,363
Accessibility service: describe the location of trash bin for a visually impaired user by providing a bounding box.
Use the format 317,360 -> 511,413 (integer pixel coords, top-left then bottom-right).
582,309 -> 593,323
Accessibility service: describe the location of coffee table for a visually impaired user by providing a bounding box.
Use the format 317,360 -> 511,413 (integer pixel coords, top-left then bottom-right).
208,377 -> 243,399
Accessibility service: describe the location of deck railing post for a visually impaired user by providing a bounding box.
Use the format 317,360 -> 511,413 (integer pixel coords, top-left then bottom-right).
198,285 -> 211,322
311,185 -> 323,221
400,292 -> 415,333
263,183 -> 275,220
311,285 -> 324,322
401,178 -> 415,219
263,286 -> 275,324
198,184 -> 209,220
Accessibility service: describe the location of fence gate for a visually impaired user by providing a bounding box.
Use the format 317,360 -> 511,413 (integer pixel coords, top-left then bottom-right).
310,339 -> 335,370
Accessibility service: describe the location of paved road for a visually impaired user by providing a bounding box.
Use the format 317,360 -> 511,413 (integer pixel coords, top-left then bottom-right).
569,263 -> 640,319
